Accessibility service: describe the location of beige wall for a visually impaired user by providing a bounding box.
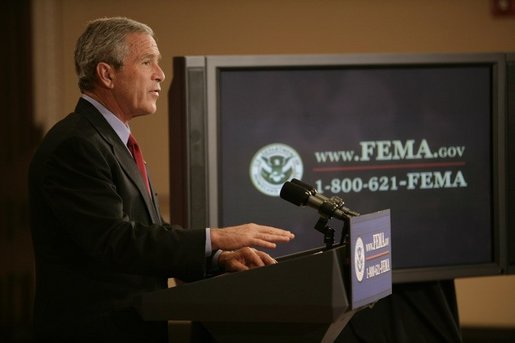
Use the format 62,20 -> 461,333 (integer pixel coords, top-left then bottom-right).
32,0 -> 515,328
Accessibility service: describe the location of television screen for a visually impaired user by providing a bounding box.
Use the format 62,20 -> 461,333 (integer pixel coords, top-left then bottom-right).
169,53 -> 510,282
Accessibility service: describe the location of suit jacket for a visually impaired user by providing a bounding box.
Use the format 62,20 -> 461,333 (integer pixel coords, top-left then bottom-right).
29,98 -> 207,342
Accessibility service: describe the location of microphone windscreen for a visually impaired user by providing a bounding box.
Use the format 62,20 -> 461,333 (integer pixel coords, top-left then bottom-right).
280,181 -> 310,206
290,178 -> 317,195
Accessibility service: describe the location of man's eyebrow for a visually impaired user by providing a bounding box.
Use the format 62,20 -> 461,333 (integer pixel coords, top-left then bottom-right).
141,52 -> 161,60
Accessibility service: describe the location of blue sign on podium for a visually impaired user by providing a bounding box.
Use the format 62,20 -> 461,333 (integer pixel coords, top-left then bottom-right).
350,209 -> 392,309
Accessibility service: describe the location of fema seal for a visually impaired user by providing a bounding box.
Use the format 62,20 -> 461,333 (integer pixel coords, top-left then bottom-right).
354,236 -> 365,282
250,143 -> 303,196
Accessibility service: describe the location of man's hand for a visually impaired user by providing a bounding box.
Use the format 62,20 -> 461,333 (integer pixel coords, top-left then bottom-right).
210,223 -> 294,251
218,247 -> 277,272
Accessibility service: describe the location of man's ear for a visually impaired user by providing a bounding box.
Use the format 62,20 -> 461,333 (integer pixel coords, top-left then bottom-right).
96,62 -> 115,89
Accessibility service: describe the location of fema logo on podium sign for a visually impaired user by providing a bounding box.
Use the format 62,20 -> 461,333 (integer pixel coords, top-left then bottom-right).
350,209 -> 392,309
354,236 -> 365,282
250,143 -> 303,196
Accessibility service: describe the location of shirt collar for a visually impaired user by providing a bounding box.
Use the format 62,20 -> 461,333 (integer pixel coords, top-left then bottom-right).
81,94 -> 131,145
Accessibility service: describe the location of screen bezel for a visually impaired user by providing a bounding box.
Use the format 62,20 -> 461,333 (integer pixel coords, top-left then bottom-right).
506,52 -> 515,274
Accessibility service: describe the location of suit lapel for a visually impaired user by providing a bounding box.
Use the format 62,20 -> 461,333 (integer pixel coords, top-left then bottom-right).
74,98 -> 162,224
146,169 -> 163,225
111,141 -> 162,224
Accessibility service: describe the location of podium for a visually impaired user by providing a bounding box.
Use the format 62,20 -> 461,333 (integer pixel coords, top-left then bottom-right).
135,210 -> 392,342
136,245 -> 374,342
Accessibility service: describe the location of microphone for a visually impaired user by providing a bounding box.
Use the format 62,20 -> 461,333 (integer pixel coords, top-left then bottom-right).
280,179 -> 359,220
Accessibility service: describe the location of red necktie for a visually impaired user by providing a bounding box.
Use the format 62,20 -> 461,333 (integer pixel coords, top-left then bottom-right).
127,134 -> 151,195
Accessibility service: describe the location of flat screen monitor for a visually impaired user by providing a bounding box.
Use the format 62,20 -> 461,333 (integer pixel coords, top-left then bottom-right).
169,53 -> 511,283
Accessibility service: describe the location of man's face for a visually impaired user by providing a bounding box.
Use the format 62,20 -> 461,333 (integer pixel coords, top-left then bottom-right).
111,32 -> 165,120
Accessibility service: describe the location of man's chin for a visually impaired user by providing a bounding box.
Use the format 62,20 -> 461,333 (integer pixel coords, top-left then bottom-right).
133,108 -> 157,118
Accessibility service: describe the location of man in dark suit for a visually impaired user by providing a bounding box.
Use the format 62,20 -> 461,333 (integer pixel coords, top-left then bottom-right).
28,17 -> 294,343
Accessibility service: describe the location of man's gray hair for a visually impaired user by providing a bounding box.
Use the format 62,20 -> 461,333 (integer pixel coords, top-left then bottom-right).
74,17 -> 154,92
